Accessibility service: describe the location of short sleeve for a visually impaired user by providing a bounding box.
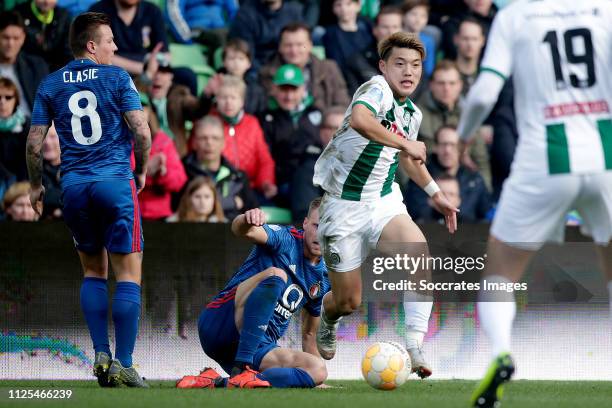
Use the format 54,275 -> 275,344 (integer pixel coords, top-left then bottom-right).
31,82 -> 51,126
117,70 -> 143,113
262,224 -> 291,251
479,8 -> 514,81
352,79 -> 391,116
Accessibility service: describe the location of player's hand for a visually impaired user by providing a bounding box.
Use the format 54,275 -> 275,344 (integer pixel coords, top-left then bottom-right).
134,172 -> 147,194
431,192 -> 459,234
402,140 -> 426,164
29,184 -> 45,217
262,182 -> 278,199
144,42 -> 164,79
203,73 -> 223,97
244,208 -> 267,226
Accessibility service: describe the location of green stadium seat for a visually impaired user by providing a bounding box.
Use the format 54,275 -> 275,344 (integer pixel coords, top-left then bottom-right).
169,43 -> 216,95
145,0 -> 165,11
311,46 -> 326,60
261,206 -> 293,225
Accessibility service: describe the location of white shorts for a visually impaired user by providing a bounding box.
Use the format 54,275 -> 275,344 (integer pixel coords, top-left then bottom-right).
491,172 -> 612,249
318,183 -> 409,272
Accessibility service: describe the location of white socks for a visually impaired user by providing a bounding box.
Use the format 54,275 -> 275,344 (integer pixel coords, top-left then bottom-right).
477,275 -> 516,357
404,295 -> 432,349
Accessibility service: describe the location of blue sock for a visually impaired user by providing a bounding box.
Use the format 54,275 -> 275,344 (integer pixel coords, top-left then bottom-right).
112,281 -> 141,368
234,276 -> 285,366
80,277 -> 111,357
258,367 -> 315,388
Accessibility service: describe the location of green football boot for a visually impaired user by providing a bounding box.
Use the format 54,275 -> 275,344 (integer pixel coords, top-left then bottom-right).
471,353 -> 515,408
108,359 -> 150,388
93,352 -> 112,387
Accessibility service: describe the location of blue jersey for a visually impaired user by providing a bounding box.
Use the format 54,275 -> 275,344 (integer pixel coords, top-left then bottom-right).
215,224 -> 330,343
31,59 -> 142,187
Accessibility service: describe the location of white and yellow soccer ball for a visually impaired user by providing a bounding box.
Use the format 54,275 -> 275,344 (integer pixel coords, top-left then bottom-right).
361,341 -> 411,390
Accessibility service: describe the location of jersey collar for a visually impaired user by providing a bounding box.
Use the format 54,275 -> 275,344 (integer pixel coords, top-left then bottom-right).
394,96 -> 416,113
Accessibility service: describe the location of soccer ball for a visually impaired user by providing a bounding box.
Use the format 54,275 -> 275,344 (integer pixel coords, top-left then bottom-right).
361,341 -> 411,390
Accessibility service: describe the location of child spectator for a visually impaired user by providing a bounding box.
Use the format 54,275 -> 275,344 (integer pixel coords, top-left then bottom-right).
172,176 -> 225,222
204,38 -> 267,115
214,75 -> 277,200
2,181 -> 37,221
402,0 -> 436,77
322,0 -> 374,74
137,100 -> 188,221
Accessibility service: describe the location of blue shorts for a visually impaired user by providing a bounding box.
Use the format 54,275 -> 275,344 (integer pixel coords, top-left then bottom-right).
198,287 -> 278,374
62,179 -> 143,254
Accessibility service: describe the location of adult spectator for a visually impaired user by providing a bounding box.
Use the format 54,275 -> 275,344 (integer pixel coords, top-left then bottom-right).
416,59 -> 490,186
258,64 -> 322,208
0,77 -> 28,181
15,0 -> 72,71
142,52 -> 211,157
259,22 -> 350,113
2,181 -> 37,221
343,6 -> 402,94
228,0 -> 303,73
322,0 -> 373,74
422,173 -> 461,223
89,0 -> 168,75
137,102 -> 188,221
182,115 -> 258,220
440,0 -> 496,60
291,105 -> 344,220
453,16 -> 485,97
41,123 -> 62,219
214,75 -> 277,199
404,126 -> 491,223
0,11 -> 48,115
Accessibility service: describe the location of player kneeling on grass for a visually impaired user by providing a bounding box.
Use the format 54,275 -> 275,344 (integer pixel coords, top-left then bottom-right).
177,200 -> 330,389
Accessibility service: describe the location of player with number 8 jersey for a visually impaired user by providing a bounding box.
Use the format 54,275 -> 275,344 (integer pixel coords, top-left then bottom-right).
26,12 -> 152,388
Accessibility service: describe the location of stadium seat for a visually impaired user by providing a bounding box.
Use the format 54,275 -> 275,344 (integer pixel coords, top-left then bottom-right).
145,0 -> 165,11
169,43 -> 216,95
261,206 -> 292,224
311,46 -> 326,60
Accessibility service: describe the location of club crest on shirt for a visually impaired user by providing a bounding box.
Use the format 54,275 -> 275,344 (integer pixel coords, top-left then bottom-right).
309,282 -> 321,299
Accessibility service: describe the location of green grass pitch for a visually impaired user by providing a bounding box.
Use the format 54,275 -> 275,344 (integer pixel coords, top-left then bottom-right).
1,380 -> 612,408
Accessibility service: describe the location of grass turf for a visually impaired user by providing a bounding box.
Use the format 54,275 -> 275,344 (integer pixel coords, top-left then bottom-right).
1,380 -> 612,408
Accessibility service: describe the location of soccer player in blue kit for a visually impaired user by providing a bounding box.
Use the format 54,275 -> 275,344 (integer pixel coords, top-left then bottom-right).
25,13 -> 151,388
177,199 -> 330,389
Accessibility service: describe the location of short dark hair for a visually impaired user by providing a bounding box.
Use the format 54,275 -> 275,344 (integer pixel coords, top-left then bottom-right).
375,6 -> 404,26
0,11 -> 25,32
433,124 -> 458,145
431,59 -> 461,81
280,22 -> 312,43
223,38 -> 251,61
457,16 -> 485,36
401,0 -> 430,13
378,32 -> 425,61
69,12 -> 111,57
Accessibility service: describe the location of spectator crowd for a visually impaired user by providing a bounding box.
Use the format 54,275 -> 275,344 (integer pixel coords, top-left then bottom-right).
1,0 -> 520,224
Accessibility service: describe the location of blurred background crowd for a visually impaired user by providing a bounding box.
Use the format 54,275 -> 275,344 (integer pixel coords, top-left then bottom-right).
0,0 -> 519,225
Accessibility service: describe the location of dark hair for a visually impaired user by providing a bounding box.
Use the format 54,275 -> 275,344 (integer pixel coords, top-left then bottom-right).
375,6 -> 404,26
401,0 -> 430,13
223,38 -> 252,61
378,31 -> 425,61
457,16 -> 485,36
280,22 -> 312,42
0,77 -> 20,115
431,59 -> 461,81
0,11 -> 25,32
69,12 -> 111,57
433,124 -> 458,145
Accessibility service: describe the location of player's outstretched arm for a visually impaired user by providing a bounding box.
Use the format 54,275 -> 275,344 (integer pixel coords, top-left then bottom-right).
301,310 -> 322,358
26,124 -> 50,216
124,110 -> 152,193
231,208 -> 269,245
401,153 -> 459,233
457,71 -> 505,145
350,104 -> 426,163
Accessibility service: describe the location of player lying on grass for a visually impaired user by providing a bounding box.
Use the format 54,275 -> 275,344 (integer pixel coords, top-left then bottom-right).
312,32 -> 459,378
177,200 -> 330,389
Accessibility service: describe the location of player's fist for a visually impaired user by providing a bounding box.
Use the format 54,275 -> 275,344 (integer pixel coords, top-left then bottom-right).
244,208 -> 267,226
403,140 -> 426,164
134,172 -> 147,194
29,184 -> 45,216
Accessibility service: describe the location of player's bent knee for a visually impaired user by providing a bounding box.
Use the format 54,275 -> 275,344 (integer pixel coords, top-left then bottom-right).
335,296 -> 361,315
263,267 -> 288,283
309,358 -> 328,385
